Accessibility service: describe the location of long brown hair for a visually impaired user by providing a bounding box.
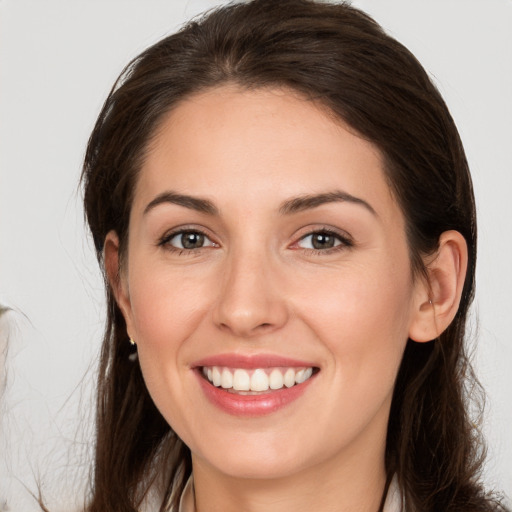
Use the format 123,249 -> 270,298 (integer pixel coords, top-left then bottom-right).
81,1 -> 508,510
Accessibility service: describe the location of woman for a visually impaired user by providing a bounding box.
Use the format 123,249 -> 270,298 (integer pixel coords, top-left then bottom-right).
80,0 -> 508,510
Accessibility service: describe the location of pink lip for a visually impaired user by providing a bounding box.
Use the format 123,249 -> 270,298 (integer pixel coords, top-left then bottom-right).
192,353 -> 315,369
196,373 -> 316,416
192,353 -> 318,417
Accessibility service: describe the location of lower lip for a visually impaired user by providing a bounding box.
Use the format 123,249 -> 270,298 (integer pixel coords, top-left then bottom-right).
196,370 -> 316,417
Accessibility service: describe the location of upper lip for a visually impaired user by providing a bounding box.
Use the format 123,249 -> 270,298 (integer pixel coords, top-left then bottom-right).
192,353 -> 318,369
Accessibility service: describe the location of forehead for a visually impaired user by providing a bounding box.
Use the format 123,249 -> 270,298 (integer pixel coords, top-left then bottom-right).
135,85 -> 400,223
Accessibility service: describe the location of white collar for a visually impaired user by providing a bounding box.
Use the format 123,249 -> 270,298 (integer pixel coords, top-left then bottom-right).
383,475 -> 404,511
177,475 -> 195,512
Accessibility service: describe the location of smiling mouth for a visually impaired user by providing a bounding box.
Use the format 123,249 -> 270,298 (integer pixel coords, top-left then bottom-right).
201,366 -> 318,394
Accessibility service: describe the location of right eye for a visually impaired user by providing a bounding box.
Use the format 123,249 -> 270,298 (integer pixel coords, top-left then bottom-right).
161,230 -> 216,251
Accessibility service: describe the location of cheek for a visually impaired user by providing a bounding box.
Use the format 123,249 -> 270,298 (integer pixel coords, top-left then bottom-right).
288,264 -> 413,451
126,263 -> 217,433
126,261 -> 215,395
129,262 -> 210,343
298,260 -> 413,381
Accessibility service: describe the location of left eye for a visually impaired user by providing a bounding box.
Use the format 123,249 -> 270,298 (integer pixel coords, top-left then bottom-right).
297,231 -> 345,250
166,231 -> 216,250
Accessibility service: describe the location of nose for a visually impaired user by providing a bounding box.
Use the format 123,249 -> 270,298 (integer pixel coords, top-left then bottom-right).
212,248 -> 289,338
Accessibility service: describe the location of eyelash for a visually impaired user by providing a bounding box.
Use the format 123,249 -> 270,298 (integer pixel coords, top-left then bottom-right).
158,228 -> 216,256
158,228 -> 353,255
295,229 -> 353,255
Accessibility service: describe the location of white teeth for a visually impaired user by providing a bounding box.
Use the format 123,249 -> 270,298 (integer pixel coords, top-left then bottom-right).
233,369 -> 251,391
221,368 -> 233,389
212,367 -> 222,387
203,365 -> 315,392
295,368 -> 313,383
284,368 -> 296,388
251,369 -> 269,391
269,368 -> 284,389
295,368 -> 305,384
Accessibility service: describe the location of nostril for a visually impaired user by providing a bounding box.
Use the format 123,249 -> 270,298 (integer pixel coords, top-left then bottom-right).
218,321 -> 275,335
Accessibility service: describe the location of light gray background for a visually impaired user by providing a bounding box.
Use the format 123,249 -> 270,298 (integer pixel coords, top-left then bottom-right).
1,1 -> 511,510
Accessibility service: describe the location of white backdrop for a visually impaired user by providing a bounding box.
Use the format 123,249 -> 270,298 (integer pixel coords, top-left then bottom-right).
1,1 -> 510,510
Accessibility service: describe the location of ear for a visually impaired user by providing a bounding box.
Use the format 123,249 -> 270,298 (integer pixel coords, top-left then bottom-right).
104,230 -> 136,339
408,230 -> 468,343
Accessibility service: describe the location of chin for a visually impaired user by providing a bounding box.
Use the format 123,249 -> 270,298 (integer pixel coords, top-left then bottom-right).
190,431 -> 327,481
208,453 -> 310,481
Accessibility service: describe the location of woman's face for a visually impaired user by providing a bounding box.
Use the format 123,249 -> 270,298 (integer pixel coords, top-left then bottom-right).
114,86 -> 426,481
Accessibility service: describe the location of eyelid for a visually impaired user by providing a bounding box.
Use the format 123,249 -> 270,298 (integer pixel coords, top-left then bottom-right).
157,225 -> 219,251
156,224 -> 352,254
290,226 -> 354,252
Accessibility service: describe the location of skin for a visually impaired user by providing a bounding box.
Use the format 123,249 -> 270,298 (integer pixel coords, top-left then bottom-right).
106,86 -> 467,512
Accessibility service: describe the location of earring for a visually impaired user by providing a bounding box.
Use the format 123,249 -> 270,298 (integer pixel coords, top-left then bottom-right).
128,337 -> 138,362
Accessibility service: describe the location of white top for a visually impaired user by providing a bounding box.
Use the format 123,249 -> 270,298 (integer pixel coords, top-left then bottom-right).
174,474 -> 404,512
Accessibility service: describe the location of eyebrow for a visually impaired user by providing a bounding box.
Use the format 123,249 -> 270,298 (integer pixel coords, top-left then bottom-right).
143,189 -> 376,217
279,191 -> 376,216
144,191 -> 219,216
